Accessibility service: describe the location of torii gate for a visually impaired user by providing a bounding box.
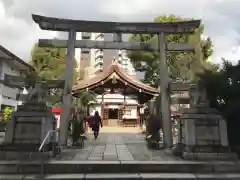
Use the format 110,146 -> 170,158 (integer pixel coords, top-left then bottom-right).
32,14 -> 200,151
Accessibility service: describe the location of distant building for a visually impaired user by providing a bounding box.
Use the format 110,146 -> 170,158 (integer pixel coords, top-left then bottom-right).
0,45 -> 34,111
74,32 -> 93,79
74,33 -> 136,79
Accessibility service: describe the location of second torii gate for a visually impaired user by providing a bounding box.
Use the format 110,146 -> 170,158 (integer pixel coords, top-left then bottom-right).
32,14 -> 200,151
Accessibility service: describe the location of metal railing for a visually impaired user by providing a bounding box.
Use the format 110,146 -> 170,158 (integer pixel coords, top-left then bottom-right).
39,129 -> 60,154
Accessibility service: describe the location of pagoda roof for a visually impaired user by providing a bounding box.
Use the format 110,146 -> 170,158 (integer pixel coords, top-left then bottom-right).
72,63 -> 159,97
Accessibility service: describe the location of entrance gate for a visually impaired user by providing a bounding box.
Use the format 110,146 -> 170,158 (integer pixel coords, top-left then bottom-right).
32,14 -> 200,150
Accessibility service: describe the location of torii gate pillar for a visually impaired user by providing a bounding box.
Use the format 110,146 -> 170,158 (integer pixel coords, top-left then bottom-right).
59,30 -> 76,145
158,32 -> 172,151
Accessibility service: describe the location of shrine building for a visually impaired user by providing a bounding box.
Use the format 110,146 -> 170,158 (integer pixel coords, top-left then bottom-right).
72,62 -> 159,126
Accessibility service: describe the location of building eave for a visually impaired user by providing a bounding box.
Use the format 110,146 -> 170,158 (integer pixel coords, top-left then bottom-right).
73,63 -> 159,96
32,14 -> 200,34
0,45 -> 35,72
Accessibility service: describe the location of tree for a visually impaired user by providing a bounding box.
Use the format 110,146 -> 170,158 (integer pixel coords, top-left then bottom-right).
128,15 -> 215,86
29,44 -> 79,106
199,59 -> 240,148
73,90 -> 97,114
3,106 -> 14,121
29,43 -> 78,82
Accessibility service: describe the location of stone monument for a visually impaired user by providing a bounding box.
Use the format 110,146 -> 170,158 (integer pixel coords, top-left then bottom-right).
177,82 -> 238,160
0,75 -> 64,155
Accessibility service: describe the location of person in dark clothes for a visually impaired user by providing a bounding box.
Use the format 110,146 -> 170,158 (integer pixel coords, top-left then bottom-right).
92,111 -> 103,139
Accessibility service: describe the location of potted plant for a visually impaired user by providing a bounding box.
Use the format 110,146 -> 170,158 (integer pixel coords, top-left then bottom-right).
0,107 -> 14,132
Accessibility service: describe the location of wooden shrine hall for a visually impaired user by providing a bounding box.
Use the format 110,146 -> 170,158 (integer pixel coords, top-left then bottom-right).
72,62 -> 159,126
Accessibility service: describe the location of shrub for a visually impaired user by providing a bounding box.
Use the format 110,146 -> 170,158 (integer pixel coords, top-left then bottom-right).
3,107 -> 14,121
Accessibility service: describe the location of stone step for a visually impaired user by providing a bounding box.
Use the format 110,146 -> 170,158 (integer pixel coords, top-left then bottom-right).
0,161 -> 240,174
1,173 -> 240,180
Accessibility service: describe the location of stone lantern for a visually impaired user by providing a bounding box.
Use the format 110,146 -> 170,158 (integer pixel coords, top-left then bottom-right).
177,82 -> 238,160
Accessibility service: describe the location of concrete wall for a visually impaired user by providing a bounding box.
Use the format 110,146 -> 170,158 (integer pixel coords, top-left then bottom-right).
0,60 -> 23,110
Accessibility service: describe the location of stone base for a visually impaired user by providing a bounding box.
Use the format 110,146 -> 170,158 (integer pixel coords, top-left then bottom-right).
172,143 -> 185,157
173,143 -> 238,161
0,142 -> 54,152
0,151 -> 52,161
185,144 -> 232,153
183,151 -> 238,161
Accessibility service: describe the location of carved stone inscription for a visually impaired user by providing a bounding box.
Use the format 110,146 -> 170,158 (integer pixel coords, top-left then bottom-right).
16,117 -> 42,123
195,126 -> 219,143
195,119 -> 219,126
14,117 -> 42,144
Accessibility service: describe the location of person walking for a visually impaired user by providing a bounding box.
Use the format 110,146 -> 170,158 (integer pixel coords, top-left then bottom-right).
92,111 -> 103,139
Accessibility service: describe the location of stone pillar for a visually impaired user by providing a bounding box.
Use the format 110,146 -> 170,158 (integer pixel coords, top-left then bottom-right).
114,33 -> 122,63
158,32 -> 173,150
219,119 -> 229,146
114,33 -> 122,42
189,86 -> 196,107
101,93 -> 104,119
137,106 -> 140,125
148,99 -> 155,115
155,95 -> 161,116
59,30 -> 76,146
184,119 -> 196,147
123,87 -> 126,113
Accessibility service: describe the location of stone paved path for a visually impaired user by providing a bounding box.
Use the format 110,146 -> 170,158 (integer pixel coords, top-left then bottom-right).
57,127 -> 179,161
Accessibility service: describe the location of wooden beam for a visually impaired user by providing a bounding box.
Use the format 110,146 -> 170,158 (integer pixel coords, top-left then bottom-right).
4,74 -> 65,88
42,80 -> 65,89
169,82 -> 196,91
38,39 -> 194,52
4,75 -> 28,87
17,94 -> 62,102
32,14 -> 201,34
171,97 -> 190,104
166,43 -> 193,51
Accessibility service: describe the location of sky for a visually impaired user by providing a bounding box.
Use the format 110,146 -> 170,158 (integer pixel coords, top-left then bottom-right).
0,0 -> 240,64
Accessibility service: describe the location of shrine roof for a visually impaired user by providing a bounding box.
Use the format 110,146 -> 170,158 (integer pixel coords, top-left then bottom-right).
0,45 -> 34,71
72,63 -> 159,96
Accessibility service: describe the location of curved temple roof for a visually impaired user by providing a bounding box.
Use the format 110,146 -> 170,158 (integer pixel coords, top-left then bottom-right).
72,63 -> 159,96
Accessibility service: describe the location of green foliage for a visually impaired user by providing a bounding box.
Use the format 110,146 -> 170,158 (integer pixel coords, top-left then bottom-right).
199,59 -> 240,113
3,107 -> 14,121
128,15 -> 215,86
199,59 -> 240,147
73,90 -> 97,109
29,43 -> 78,82
71,119 -> 84,143
29,43 -> 79,106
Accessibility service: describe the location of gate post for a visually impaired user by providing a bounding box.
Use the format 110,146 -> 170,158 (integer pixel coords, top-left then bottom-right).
59,30 -> 76,146
158,32 -> 173,151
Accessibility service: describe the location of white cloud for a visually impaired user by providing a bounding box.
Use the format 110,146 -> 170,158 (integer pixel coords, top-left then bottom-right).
0,1 -> 57,61
0,0 -> 240,63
